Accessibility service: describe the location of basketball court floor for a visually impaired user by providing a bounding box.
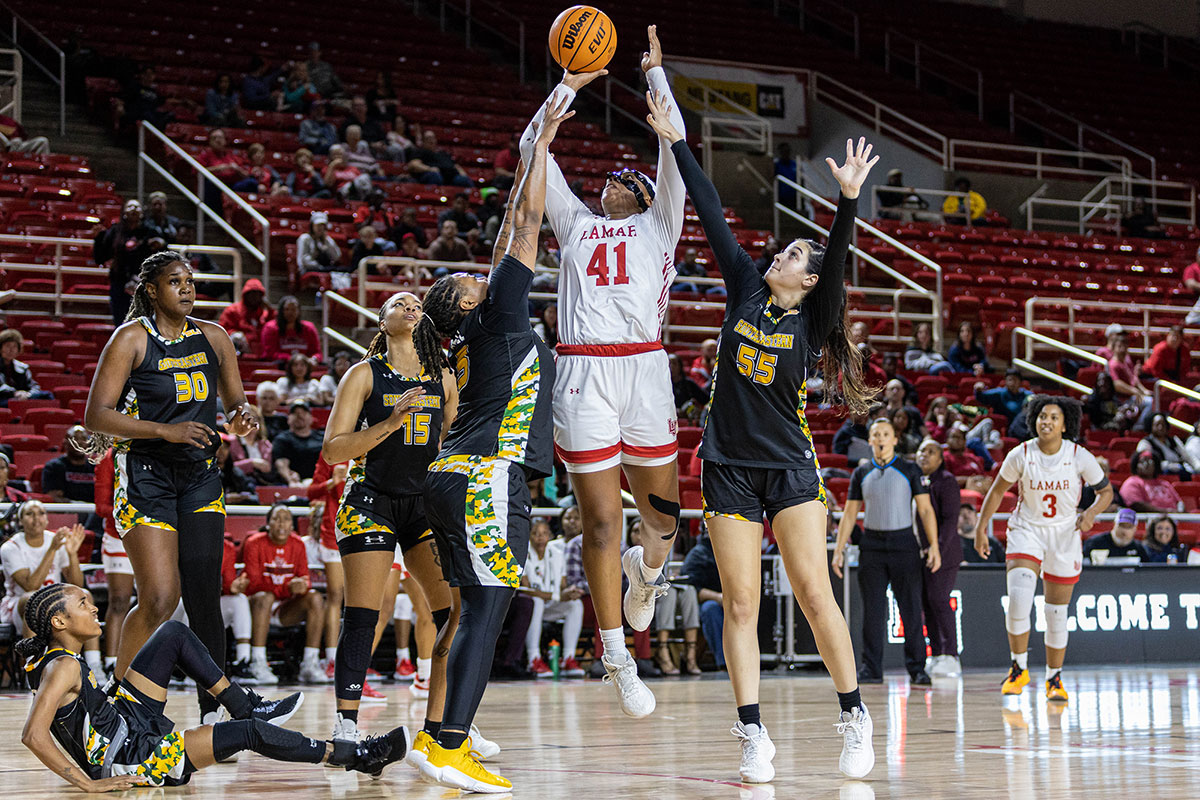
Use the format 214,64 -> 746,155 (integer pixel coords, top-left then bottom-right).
2,667 -> 1198,798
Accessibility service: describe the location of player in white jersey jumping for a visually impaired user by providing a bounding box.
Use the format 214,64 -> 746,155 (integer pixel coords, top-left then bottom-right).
519,25 -> 685,717
973,395 -> 1112,703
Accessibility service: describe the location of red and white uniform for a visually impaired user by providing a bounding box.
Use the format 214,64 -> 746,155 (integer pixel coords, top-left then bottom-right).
521,68 -> 685,472
94,451 -> 132,576
1000,440 -> 1105,584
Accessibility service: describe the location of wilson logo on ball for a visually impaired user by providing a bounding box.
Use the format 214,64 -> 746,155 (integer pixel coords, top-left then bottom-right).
549,5 -> 617,73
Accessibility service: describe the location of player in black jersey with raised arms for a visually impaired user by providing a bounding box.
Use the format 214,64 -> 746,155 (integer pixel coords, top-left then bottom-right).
84,251 -> 258,724
647,95 -> 879,784
321,290 -> 475,754
410,95 -> 570,794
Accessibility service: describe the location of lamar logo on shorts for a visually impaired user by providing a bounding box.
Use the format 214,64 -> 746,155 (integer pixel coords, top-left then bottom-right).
668,418 -> 677,436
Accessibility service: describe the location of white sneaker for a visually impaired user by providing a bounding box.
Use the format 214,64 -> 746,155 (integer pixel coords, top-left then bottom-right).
331,713 -> 362,744
248,659 -> 279,685
836,703 -> 875,779
621,546 -> 670,632
601,653 -> 656,718
731,722 -> 776,783
468,724 -> 501,759
939,656 -> 961,676
203,709 -> 237,762
300,658 -> 333,684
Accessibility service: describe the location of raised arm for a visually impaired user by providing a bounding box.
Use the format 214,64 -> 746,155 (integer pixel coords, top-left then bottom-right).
506,93 -> 574,272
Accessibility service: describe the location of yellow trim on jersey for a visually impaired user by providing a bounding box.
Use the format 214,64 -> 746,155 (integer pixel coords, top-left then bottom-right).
193,492 -> 226,516
336,503 -> 391,539
703,510 -> 753,522
113,454 -> 175,534
428,454 -> 478,475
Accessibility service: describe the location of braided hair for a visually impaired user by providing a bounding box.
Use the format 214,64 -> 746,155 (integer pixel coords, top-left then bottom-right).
84,249 -> 189,463
412,277 -> 466,378
364,294 -> 404,361
15,583 -> 72,661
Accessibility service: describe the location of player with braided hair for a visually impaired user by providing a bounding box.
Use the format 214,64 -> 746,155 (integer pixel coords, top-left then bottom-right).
83,250 -> 257,724
18,583 -> 409,791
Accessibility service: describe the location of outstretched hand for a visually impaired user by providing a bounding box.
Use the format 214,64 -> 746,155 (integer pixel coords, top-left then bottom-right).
641,24 -> 663,73
825,137 -> 879,200
645,90 -> 683,144
534,91 -> 575,147
561,68 -> 608,93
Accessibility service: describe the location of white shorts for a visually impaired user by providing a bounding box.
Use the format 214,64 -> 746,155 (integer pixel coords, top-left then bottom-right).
0,594 -> 22,633
317,543 -> 341,565
101,532 -> 134,576
553,347 -> 677,473
1005,520 -> 1083,584
391,543 -> 409,578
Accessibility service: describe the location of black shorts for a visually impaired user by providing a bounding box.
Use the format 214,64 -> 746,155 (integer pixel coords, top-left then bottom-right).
423,455 -> 530,589
107,682 -> 190,786
701,461 -> 826,524
335,482 -> 434,556
113,451 -> 223,535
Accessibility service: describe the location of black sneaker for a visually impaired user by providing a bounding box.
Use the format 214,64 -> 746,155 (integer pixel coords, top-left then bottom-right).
230,659 -> 259,685
910,670 -> 932,686
856,667 -> 883,684
249,690 -> 304,725
348,724 -> 410,778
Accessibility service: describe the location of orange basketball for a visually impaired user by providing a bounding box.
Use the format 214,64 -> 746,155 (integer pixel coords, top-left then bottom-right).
548,5 -> 617,73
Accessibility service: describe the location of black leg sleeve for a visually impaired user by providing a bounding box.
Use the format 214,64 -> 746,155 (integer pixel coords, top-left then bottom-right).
437,584 -> 514,749
128,619 -> 225,691
177,512 -> 227,715
211,719 -> 326,764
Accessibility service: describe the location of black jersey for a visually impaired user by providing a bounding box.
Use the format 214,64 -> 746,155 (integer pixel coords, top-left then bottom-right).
670,140 -> 856,470
118,317 -> 220,463
348,355 -> 445,496
438,255 -> 555,477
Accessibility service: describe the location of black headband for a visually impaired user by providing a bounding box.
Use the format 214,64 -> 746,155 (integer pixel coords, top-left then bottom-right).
608,169 -> 656,211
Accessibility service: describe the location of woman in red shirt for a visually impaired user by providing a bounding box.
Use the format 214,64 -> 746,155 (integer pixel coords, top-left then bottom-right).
196,129 -> 256,207
308,457 -> 347,678
260,295 -> 322,362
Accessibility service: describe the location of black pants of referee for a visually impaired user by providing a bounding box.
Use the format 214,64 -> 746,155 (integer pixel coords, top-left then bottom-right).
857,528 -> 927,678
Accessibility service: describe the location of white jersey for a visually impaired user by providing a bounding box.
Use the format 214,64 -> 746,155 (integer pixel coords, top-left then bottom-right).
520,68 -> 686,346
1000,440 -> 1105,531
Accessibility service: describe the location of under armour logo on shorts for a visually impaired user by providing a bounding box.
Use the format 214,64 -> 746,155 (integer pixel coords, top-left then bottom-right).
569,388 -> 580,394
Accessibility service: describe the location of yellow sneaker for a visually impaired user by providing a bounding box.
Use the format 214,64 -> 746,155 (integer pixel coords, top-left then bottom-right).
1001,661 -> 1030,695
418,741 -> 512,794
1045,672 -> 1069,703
405,730 -> 433,770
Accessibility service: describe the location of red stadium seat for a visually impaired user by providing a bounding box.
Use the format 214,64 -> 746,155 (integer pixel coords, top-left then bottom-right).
1,434 -> 50,451
23,407 -> 77,434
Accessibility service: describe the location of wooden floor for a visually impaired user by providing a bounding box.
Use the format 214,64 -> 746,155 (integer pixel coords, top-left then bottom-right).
3,667 -> 1200,797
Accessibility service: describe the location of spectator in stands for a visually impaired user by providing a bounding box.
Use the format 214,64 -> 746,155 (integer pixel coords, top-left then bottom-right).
492,134 -> 520,189
959,503 -> 1003,563
1122,197 -> 1165,239
1143,514 -> 1187,563
277,353 -> 322,404
406,129 -> 472,187
285,148 -> 330,198
426,220 -> 470,263
1107,331 -> 1153,427
349,225 -> 386,273
773,141 -> 797,210
1144,325 -> 1191,383
245,502 -> 329,683
880,354 -> 917,403
278,63 -> 317,113
219,534 -> 255,679
323,144 -> 373,200
679,531 -> 724,671
231,404 -> 280,485
0,452 -> 27,504
241,55 -> 285,111
829,409 -> 868,468
753,236 -> 780,274
203,73 -> 242,127
245,143 -> 287,196
197,128 -> 256,210
219,278 -> 271,357
438,193 -> 479,236
41,426 -> 98,530
673,247 -> 706,294
883,378 -> 924,433
1083,508 -> 1149,562
904,321 -> 951,374
923,396 -> 957,442
623,521 -> 698,676
1137,413 -> 1199,477
398,231 -> 427,261
366,71 -> 398,121
1184,247 -> 1200,326
942,423 -> 989,490
316,351 -> 353,406
536,232 -> 560,271
1080,455 -> 1123,512
1096,323 -> 1124,361
522,518 -> 585,676
298,101 -> 338,155
0,113 -> 48,155
1122,452 -> 1184,513
388,207 -> 427,248
669,353 -> 706,422
255,382 -> 289,441
476,189 -> 505,245
339,96 -> 386,151
353,188 -> 397,244
890,407 -> 922,456
342,125 -> 384,178
273,399 -> 326,484
850,320 -> 888,388
216,435 -> 257,504
119,65 -> 173,129
304,42 -> 344,99
877,168 -> 930,222
534,302 -> 559,349
1085,371 -> 1129,431
94,198 -> 155,324
0,328 -> 49,405
974,368 -> 1032,424
261,294 -> 322,362
143,192 -> 187,244
691,339 -> 718,388
385,113 -> 417,162
295,211 -> 342,274
942,176 -> 986,223
947,321 -> 989,375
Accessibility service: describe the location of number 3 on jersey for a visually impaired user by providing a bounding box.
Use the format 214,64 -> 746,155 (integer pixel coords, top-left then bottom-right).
1042,493 -> 1057,518
736,343 -> 776,386
585,242 -> 629,286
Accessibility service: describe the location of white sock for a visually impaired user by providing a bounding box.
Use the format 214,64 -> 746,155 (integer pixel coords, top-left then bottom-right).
1046,665 -> 1061,682
251,646 -> 268,664
1011,651 -> 1028,670
638,557 -> 663,584
104,656 -> 116,668
303,647 -> 320,663
600,627 -> 631,662
235,642 -> 251,662
326,646 -> 336,665
84,650 -> 103,672
416,657 -> 432,681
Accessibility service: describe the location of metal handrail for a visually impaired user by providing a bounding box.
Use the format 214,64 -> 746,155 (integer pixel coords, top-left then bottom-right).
809,72 -> 948,164
434,0 -> 527,84
663,64 -> 772,173
949,139 -> 1133,181
1121,21 -> 1200,75
0,48 -> 21,122
136,122 -> 271,284
0,2 -> 63,133
772,0 -> 861,58
883,29 -> 984,120
868,185 -> 972,225
1024,198 -> 1122,235
1023,297 -> 1200,359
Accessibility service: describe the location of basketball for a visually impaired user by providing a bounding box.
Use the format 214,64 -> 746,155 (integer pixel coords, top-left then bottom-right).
548,5 -> 617,73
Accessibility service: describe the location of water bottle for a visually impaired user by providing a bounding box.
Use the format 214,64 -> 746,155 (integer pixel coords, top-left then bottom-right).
549,640 -> 561,679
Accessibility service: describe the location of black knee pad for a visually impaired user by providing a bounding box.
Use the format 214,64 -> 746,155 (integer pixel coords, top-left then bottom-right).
335,606 -> 379,700
431,606 -> 451,633
649,493 -> 681,539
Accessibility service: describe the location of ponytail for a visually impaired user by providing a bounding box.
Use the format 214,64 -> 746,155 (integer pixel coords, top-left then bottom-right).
413,277 -> 466,378
821,285 -> 877,416
15,583 -> 70,662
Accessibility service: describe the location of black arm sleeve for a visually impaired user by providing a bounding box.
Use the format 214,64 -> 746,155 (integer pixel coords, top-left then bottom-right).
670,140 -> 760,304
480,254 -> 533,333
805,194 -> 858,347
